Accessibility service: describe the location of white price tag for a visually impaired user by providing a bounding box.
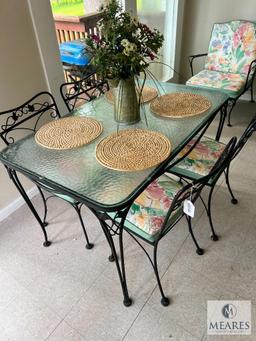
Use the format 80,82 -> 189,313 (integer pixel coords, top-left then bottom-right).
183,199 -> 195,218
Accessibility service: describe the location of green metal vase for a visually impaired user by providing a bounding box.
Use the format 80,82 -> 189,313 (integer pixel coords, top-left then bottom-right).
114,77 -> 140,125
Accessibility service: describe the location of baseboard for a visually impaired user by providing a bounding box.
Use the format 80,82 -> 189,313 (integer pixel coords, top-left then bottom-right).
0,186 -> 39,222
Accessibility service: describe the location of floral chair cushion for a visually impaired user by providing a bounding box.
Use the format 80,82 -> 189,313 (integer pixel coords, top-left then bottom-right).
171,136 -> 226,178
205,21 -> 256,75
125,175 -> 182,240
186,69 -> 248,97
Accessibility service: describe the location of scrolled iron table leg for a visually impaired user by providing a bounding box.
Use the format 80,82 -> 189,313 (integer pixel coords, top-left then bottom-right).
91,208 -> 132,307
6,167 -> 51,247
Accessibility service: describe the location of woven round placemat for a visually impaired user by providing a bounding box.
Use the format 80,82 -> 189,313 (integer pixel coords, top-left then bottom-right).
105,86 -> 158,104
150,92 -> 211,118
96,129 -> 171,171
35,117 -> 103,150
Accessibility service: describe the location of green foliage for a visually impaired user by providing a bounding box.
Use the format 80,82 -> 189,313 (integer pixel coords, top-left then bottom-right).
85,0 -> 164,80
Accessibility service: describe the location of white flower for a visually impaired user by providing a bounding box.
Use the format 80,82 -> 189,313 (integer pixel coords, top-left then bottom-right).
121,39 -> 129,47
136,28 -> 141,35
126,42 -> 137,52
122,42 -> 137,56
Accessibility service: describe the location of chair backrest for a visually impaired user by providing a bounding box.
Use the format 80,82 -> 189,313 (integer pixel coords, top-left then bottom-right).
159,137 -> 237,239
232,115 -> 256,160
60,73 -> 109,112
0,91 -> 61,146
205,20 -> 256,75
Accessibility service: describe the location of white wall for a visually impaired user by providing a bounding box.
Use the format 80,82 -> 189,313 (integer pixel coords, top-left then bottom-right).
179,0 -> 256,80
0,0 -> 65,215
0,0 -> 48,211
28,0 -> 66,113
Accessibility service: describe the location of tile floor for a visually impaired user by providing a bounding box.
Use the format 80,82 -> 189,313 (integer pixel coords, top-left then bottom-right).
0,100 -> 255,340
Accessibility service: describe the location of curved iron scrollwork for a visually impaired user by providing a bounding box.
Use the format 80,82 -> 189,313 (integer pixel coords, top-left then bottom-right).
0,92 -> 61,145
60,73 -> 109,112
95,209 -> 129,236
103,215 -> 120,236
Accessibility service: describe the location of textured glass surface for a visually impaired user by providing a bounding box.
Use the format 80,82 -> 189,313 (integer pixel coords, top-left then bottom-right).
0,82 -> 228,209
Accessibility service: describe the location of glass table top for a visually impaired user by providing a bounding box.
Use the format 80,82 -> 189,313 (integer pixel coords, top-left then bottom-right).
0,82 -> 228,210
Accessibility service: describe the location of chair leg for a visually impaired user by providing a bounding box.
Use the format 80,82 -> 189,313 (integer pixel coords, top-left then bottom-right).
250,85 -> 254,103
207,187 -> 219,241
224,167 -> 238,204
37,186 -> 48,226
227,100 -> 236,127
186,215 -> 204,255
73,203 -> 94,249
153,242 -> 170,306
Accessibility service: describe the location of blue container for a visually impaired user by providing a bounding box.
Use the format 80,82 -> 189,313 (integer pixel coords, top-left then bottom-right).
59,40 -> 90,66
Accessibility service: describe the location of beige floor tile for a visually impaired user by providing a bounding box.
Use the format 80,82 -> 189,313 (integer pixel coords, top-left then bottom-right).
123,304 -> 198,341
188,207 -> 253,263
145,260 -> 223,339
0,197 -> 114,318
65,273 -> 146,341
0,287 -> 61,341
220,243 -> 256,301
163,230 -> 233,289
0,268 -> 25,313
22,234 -> 112,317
224,174 -> 256,198
47,321 -> 85,341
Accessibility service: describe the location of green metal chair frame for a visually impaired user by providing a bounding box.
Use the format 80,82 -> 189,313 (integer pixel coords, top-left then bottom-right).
187,20 -> 256,126
167,116 -> 256,243
119,137 -> 236,306
0,91 -> 93,249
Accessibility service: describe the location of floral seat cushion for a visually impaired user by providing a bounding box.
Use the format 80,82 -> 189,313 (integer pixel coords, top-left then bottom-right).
187,21 -> 256,98
186,70 -> 248,97
205,21 -> 256,75
171,136 -> 226,178
125,175 -> 182,241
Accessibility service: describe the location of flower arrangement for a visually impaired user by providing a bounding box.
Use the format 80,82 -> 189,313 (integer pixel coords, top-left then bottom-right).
85,0 -> 164,81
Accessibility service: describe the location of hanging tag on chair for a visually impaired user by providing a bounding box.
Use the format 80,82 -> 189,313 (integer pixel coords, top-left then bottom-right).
183,199 -> 195,218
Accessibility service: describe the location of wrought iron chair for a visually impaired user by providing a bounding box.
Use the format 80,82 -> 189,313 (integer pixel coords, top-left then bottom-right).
187,20 -> 256,126
119,137 -> 236,306
167,116 -> 256,241
60,72 -> 109,112
0,91 -> 93,249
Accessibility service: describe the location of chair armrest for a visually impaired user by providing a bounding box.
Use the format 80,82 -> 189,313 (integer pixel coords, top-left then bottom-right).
188,53 -> 208,76
244,59 -> 256,91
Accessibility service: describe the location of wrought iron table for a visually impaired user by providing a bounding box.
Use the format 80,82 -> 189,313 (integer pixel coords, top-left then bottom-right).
0,82 -> 228,306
